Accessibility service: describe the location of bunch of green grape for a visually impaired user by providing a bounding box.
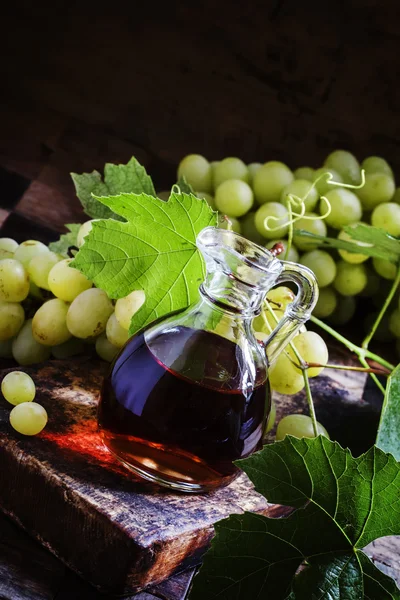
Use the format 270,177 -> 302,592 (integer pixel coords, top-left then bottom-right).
176,151 -> 400,346
1,371 -> 47,435
0,233 -> 146,367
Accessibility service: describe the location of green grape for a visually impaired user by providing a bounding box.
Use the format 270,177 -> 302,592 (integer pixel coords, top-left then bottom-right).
12,319 -> 51,366
48,259 -> 92,302
0,338 -> 13,358
67,288 -> 114,339
106,313 -> 130,348
51,338 -> 85,359
219,216 -> 242,234
328,295 -> 356,326
373,257 -> 397,280
0,238 -> 18,259
77,220 -> 99,248
115,290 -> 146,330
32,299 -> 72,346
96,332 -> 119,362
213,157 -> 249,189
239,212 -> 266,245
323,188 -> 362,229
265,398 -> 276,434
269,347 -> 305,395
157,190 -> 170,201
247,162 -> 262,184
293,167 -> 314,181
276,414 -> 329,441
29,281 -> 45,300
215,179 -> 254,217
177,154 -> 212,193
14,240 -> 49,268
312,167 -> 343,196
313,287 -> 337,319
360,267 -> 380,297
254,330 -> 269,343
361,156 -> 393,178
300,249 -> 337,288
357,172 -> 395,210
267,286 -> 295,310
389,309 -> 400,338
333,261 -> 367,295
0,301 -> 25,341
371,202 -> 400,237
393,187 -> 400,204
253,161 -> 294,204
293,213 -> 327,251
253,308 -> 284,335
292,331 -> 328,377
0,259 -> 30,302
1,371 -> 35,405
28,251 -> 60,290
255,202 -> 289,239
195,191 -> 216,210
280,179 -> 319,212
324,150 -> 361,185
266,240 -> 299,262
10,401 -> 48,436
337,229 -> 370,264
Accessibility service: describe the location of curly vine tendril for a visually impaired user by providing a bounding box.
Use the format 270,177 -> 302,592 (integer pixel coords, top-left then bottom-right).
263,169 -> 366,233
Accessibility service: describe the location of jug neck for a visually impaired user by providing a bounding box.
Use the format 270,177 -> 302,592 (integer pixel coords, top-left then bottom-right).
196,227 -> 283,318
200,272 -> 272,317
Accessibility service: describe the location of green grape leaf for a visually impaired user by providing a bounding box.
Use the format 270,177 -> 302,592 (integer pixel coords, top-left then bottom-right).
175,176 -> 195,195
294,223 -> 400,263
71,156 -> 156,219
48,224 -> 80,257
188,437 -> 400,600
71,191 -> 217,334
376,364 -> 400,461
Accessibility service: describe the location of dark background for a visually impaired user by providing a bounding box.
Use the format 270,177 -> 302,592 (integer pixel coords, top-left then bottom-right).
0,1 -> 400,235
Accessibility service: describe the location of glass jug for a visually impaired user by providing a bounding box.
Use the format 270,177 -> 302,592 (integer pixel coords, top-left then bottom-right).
98,227 -> 318,492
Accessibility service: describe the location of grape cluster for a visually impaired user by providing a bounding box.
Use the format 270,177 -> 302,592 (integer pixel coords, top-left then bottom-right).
0,234 -> 145,366
1,371 -> 47,435
176,151 -> 400,344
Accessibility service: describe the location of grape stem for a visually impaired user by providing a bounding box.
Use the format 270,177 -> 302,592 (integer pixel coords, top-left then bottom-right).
306,362 -> 390,376
361,266 -> 400,350
310,315 -> 395,372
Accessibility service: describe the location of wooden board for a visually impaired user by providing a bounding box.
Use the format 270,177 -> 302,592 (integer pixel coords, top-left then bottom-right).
0,358 -> 277,595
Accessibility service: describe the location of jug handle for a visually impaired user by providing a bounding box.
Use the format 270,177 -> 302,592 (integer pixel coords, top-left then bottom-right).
263,261 -> 318,366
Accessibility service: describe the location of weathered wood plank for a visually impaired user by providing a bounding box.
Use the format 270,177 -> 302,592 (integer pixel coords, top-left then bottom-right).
0,359 -> 270,596
0,510 -> 196,600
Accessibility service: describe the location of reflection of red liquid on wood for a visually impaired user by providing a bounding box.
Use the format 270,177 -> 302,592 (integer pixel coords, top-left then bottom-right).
40,419 -> 130,477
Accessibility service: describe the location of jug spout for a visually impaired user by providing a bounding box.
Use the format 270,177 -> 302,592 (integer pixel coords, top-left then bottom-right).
196,227 -> 284,316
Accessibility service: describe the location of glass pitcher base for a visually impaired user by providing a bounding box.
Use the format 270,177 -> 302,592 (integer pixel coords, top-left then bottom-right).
101,432 -> 239,493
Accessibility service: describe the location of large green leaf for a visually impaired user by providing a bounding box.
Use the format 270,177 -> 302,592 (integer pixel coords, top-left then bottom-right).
376,364 -> 400,460
188,437 -> 400,599
71,191 -> 217,334
71,156 -> 156,219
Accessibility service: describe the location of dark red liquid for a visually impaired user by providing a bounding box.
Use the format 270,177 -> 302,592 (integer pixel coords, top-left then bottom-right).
99,326 -> 269,492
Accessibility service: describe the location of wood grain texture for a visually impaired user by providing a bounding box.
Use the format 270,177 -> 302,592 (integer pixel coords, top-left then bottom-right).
0,359 -> 270,596
0,511 -> 196,600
